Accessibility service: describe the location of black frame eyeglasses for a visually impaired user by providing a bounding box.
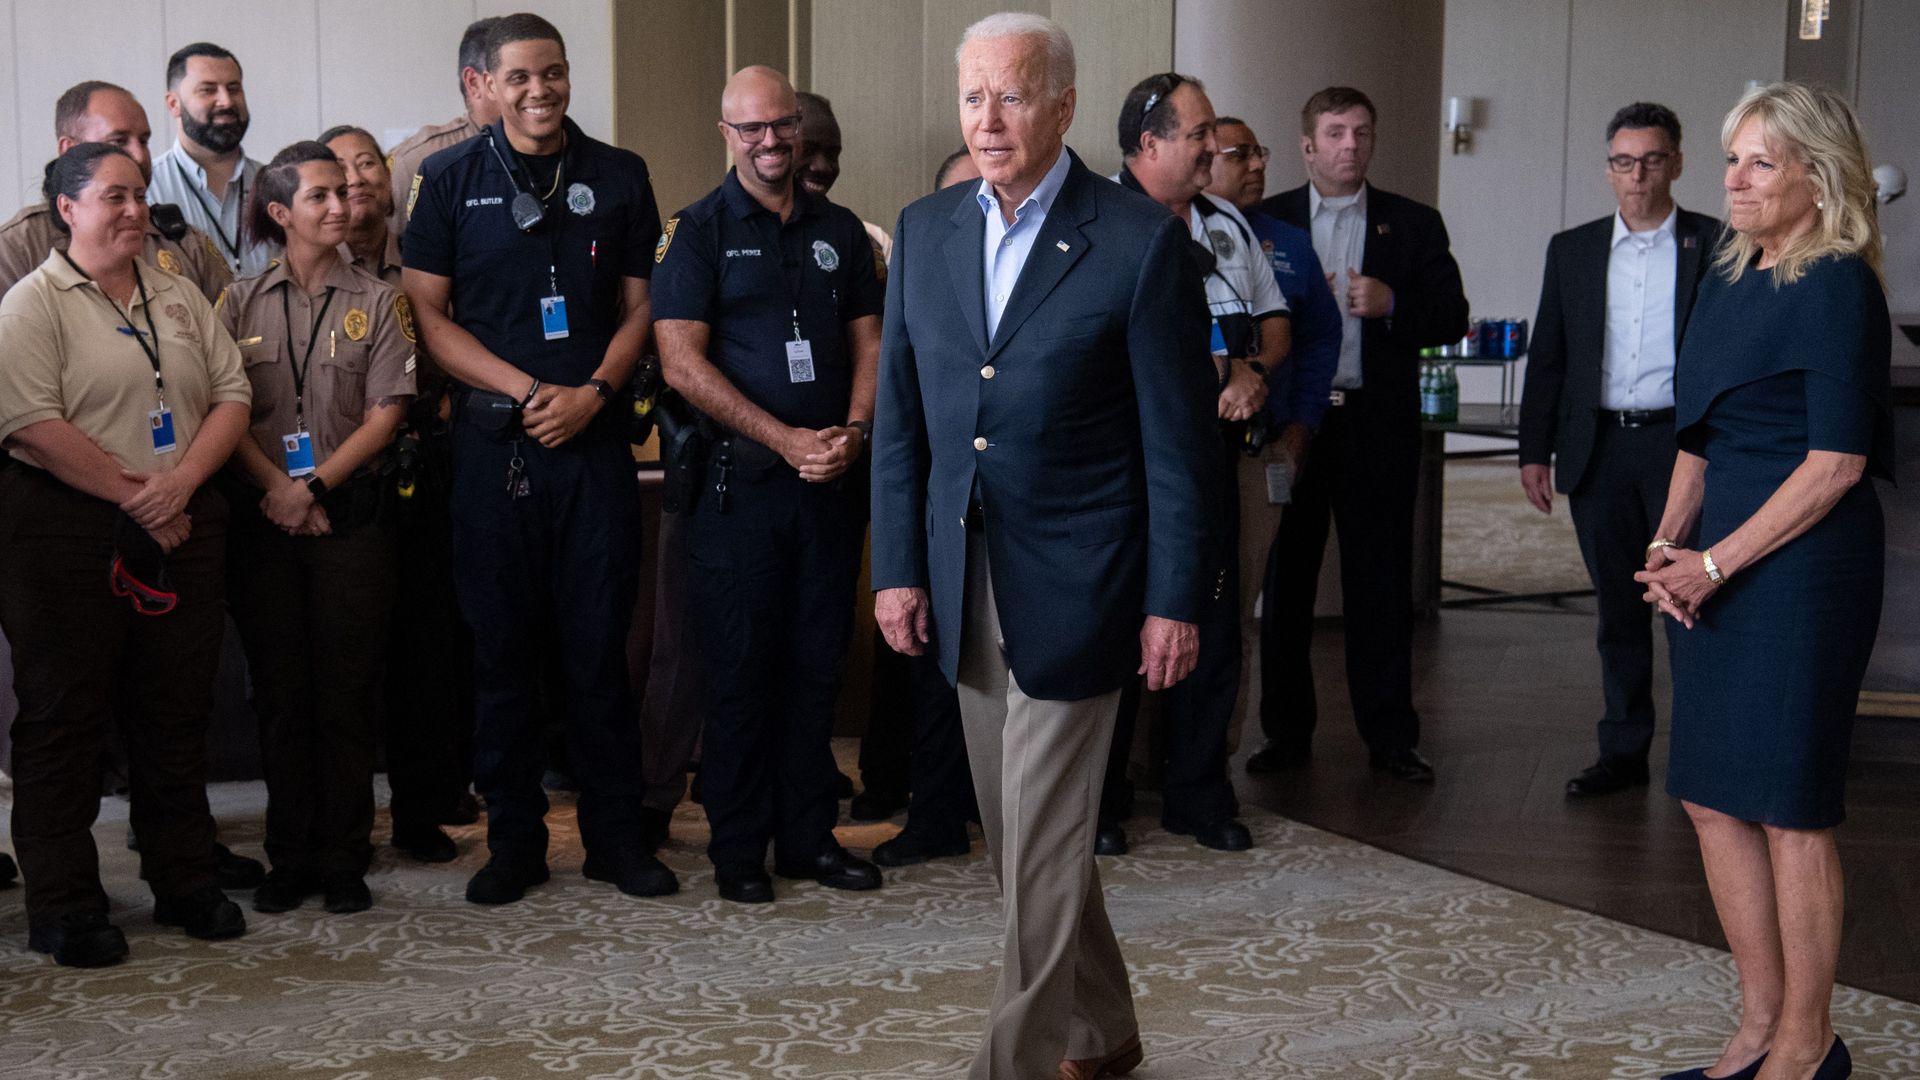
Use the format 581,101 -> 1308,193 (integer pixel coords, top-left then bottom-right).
1607,150 -> 1674,173
722,114 -> 802,142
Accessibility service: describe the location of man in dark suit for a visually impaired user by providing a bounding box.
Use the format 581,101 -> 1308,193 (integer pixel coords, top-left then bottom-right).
1251,86 -> 1469,784
1518,102 -> 1720,797
870,15 -> 1216,1079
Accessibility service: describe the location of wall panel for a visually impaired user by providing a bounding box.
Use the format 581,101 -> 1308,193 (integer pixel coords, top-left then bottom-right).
10,0 -> 169,207
316,0 -> 479,149
476,0 -> 614,141
160,0 -> 325,164
809,0 -> 924,229
614,0 -> 728,219
1,0 -> 24,212
1052,0 -> 1172,181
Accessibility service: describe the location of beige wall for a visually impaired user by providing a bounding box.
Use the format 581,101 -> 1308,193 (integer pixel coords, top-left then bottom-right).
1172,0 -> 1445,206
0,0 -> 615,215
1438,0 -> 1783,403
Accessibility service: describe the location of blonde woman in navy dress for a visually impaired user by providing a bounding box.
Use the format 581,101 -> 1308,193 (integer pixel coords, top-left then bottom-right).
1637,83 -> 1892,1080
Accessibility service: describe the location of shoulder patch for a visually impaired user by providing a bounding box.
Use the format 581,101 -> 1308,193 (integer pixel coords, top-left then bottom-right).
394,293 -> 416,344
213,287 -> 227,313
406,173 -> 423,219
655,217 -> 679,264
343,307 -> 370,342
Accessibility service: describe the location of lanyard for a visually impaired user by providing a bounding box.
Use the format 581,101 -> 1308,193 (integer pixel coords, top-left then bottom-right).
174,157 -> 245,266
752,206 -> 809,340
280,284 -> 337,431
60,252 -> 166,407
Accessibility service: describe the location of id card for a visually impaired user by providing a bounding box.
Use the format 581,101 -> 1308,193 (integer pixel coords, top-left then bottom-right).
282,431 -> 316,478
148,407 -> 177,455
785,338 -> 816,383
540,295 -> 570,341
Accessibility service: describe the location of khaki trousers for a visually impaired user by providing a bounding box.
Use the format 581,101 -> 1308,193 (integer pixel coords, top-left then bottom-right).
1228,443 -> 1289,752
957,527 -> 1135,1079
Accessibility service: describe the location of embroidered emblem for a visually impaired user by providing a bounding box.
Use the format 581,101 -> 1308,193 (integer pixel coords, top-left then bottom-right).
567,183 -> 595,216
213,287 -> 227,313
1209,228 -> 1234,260
394,294 -> 416,344
1376,223 -> 1391,235
164,303 -> 191,327
407,174 -> 423,218
156,250 -> 180,274
343,308 -> 370,341
811,240 -> 839,271
655,218 -> 679,263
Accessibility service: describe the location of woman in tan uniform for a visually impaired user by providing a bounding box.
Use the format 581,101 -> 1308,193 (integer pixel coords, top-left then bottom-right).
219,141 -> 414,915
0,142 -> 252,967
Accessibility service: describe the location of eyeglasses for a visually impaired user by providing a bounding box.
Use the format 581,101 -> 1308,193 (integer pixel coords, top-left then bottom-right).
1218,144 -> 1270,163
1139,74 -> 1186,119
1607,150 -> 1674,173
721,114 -> 802,142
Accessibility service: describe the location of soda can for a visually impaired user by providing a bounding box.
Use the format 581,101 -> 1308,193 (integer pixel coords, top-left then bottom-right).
1478,319 -> 1501,357
1502,318 -> 1528,358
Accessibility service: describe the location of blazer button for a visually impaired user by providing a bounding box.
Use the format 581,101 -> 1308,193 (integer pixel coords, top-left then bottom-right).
981,365 -> 996,380
973,436 -> 988,451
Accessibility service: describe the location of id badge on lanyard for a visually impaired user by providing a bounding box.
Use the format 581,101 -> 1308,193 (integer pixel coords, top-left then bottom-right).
540,264 -> 569,340
785,310 -> 815,383
149,406 -> 177,455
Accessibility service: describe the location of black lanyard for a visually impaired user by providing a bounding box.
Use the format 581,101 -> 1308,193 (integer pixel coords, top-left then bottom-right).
280,284 -> 337,430
60,251 -> 166,407
752,203 -> 809,340
174,157 -> 245,266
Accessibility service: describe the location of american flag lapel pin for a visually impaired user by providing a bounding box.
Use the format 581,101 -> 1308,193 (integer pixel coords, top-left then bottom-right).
1376,223 -> 1390,235
1684,236 -> 1697,248
1056,240 -> 1070,252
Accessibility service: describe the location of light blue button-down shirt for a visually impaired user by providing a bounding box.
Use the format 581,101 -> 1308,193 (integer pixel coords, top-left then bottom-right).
148,142 -> 273,278
977,149 -> 1071,341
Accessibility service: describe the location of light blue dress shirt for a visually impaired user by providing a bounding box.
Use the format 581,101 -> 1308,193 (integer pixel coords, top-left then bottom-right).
1601,208 -> 1678,410
148,142 -> 273,278
977,149 -> 1071,341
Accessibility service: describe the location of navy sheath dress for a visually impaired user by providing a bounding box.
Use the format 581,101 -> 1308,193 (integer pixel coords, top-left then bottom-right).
1666,253 -> 1894,828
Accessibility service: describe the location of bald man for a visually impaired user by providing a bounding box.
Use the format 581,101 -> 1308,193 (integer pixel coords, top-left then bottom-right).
0,80 -> 230,300
652,66 -> 885,903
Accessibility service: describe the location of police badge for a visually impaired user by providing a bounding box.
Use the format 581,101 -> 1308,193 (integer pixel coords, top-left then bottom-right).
567,183 -> 595,216
811,240 -> 839,271
343,308 -> 370,341
1209,228 -> 1234,261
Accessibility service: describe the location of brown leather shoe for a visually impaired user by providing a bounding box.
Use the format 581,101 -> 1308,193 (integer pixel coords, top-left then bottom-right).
1058,1033 -> 1143,1079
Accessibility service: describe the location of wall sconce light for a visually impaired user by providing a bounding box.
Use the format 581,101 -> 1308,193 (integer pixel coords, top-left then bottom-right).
1445,96 -> 1475,155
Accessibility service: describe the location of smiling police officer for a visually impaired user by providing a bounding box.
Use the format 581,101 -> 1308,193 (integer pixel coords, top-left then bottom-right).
653,66 -> 883,904
401,12 -> 674,905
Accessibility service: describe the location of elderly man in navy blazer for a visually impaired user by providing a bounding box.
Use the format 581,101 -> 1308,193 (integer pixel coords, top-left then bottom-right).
870,13 -> 1217,1079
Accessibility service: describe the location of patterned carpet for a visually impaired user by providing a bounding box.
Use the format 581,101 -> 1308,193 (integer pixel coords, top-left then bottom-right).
1441,459 -> 1591,598
2,782 -> 1917,1079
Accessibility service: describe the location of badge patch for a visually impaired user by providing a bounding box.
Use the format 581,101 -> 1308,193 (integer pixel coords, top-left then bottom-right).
567,183 -> 595,216
406,174 -> 423,219
655,217 -> 679,264
213,287 -> 227,313
343,308 -> 370,341
1209,228 -> 1234,260
811,240 -> 839,272
157,249 -> 180,274
394,294 -> 416,344
165,303 -> 191,327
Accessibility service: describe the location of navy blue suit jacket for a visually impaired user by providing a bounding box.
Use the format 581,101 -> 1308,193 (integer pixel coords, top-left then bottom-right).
870,150 -> 1218,701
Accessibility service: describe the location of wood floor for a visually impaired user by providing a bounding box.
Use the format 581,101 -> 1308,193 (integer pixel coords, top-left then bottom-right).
1235,600 -> 1920,1005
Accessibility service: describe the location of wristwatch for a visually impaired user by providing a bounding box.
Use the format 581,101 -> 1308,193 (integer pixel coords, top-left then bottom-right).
1701,549 -> 1725,584
586,378 -> 613,402
305,475 -> 329,500
848,419 -> 873,439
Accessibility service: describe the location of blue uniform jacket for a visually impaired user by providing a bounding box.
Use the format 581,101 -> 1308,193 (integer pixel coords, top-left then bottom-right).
869,149 -> 1219,701
1244,209 -> 1340,431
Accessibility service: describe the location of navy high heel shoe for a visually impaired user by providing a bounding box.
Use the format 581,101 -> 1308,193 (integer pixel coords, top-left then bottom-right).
1810,1037 -> 1851,1080
1659,1052 -> 1766,1080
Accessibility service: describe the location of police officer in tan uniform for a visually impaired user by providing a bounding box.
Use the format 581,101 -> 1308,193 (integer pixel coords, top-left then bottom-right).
324,122 -> 475,864
217,142 -> 415,916
386,17 -> 504,234
0,80 -> 230,302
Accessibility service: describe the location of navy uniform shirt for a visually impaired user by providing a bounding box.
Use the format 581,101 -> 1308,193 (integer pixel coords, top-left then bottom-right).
651,169 -> 882,431
402,117 -> 659,388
